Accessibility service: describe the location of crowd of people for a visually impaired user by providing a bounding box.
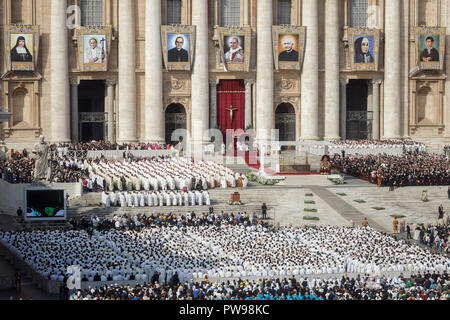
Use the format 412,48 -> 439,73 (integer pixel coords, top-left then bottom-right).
69,272 -> 450,300
330,140 -> 427,153
416,224 -> 450,253
331,153 -> 450,187
1,214 -> 449,290
101,190 -> 211,207
0,157 -> 87,184
85,157 -> 247,192
53,141 -> 169,152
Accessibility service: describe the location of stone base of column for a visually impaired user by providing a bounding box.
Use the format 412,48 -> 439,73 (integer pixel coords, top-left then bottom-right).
300,136 -> 320,141
381,136 -> 402,140
324,136 -> 341,141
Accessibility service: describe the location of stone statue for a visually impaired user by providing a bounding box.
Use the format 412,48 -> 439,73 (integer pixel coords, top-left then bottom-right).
32,135 -> 51,181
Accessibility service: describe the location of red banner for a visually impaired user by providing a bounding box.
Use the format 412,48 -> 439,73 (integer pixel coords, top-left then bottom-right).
217,80 -> 245,138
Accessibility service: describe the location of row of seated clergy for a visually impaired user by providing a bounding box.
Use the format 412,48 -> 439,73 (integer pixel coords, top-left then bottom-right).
102,190 -> 211,207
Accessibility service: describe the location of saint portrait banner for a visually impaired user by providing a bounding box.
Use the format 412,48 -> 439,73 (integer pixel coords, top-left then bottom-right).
219,27 -> 251,72
272,26 -> 306,71
415,27 -> 446,71
348,28 -> 380,72
161,25 -> 196,71
76,26 -> 112,72
4,25 -> 40,72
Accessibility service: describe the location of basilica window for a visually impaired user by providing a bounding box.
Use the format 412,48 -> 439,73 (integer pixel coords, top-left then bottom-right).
277,0 -> 292,25
349,0 -> 368,27
81,0 -> 103,26
167,0 -> 182,25
220,0 -> 241,26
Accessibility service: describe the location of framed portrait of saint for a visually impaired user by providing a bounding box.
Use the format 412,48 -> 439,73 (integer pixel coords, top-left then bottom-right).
415,27 -> 445,70
348,28 -> 380,72
162,25 -> 196,71
219,27 -> 251,72
272,26 -> 306,71
4,25 -> 40,72
77,26 -> 112,72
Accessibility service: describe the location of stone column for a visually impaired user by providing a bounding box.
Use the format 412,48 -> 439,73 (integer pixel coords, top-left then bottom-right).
105,80 -> 116,143
50,0 -> 70,142
209,79 -> 218,129
300,0 -> 319,140
383,0 -> 402,139
324,0 -> 340,140
145,0 -> 164,143
244,79 -> 255,130
191,0 -> 209,147
340,79 -> 348,139
70,80 -> 79,143
371,79 -> 381,140
256,0 -> 274,141
118,0 -> 137,142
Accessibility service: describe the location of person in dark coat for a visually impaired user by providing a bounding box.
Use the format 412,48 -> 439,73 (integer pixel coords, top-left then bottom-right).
420,36 -> 439,62
261,203 -> 267,220
168,36 -> 189,62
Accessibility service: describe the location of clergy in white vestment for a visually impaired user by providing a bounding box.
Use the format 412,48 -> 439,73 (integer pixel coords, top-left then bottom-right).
119,192 -> 126,207
183,192 -> 189,206
176,192 -> 183,206
101,192 -> 111,207
139,193 -> 145,207
158,192 -> 163,206
220,177 -> 227,189
132,192 -> 139,207
189,191 -> 195,206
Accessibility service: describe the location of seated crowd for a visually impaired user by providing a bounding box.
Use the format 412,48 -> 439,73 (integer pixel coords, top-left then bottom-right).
0,158 -> 87,184
1,213 -> 448,292
69,272 -> 450,300
53,141 -> 169,152
331,153 -> 450,187
330,139 -> 427,153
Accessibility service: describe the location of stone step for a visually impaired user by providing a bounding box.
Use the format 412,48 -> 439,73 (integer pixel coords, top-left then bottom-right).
67,204 -> 263,217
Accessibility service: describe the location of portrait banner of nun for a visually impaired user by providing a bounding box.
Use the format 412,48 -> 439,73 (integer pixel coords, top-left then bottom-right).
272,26 -> 306,71
415,27 -> 445,71
348,28 -> 380,72
4,25 -> 40,71
76,26 -> 112,72
161,25 -> 196,71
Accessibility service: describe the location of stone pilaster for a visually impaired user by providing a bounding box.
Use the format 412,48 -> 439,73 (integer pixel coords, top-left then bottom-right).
145,0 -> 164,143
340,78 -> 348,139
256,0 -> 274,141
70,79 -> 79,143
191,0 -> 209,146
300,0 -> 319,140
105,80 -> 116,143
371,79 -> 382,140
244,79 -> 255,130
383,0 -> 402,139
209,79 -> 219,129
50,0 -> 70,142
118,0 -> 137,142
324,0 -> 340,140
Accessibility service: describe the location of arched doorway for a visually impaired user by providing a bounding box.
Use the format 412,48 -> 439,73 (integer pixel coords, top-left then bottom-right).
165,103 -> 187,145
275,103 -> 296,144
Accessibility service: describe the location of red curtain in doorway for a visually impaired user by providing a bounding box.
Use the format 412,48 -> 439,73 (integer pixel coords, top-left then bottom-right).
217,80 -> 245,137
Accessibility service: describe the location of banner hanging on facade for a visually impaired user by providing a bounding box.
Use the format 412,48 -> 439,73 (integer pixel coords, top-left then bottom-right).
4,24 -> 40,72
76,26 -> 112,72
218,26 -> 252,72
272,25 -> 306,71
161,25 -> 196,71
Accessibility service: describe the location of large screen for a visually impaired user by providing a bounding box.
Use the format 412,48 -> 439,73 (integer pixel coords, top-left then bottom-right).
25,189 -> 66,221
